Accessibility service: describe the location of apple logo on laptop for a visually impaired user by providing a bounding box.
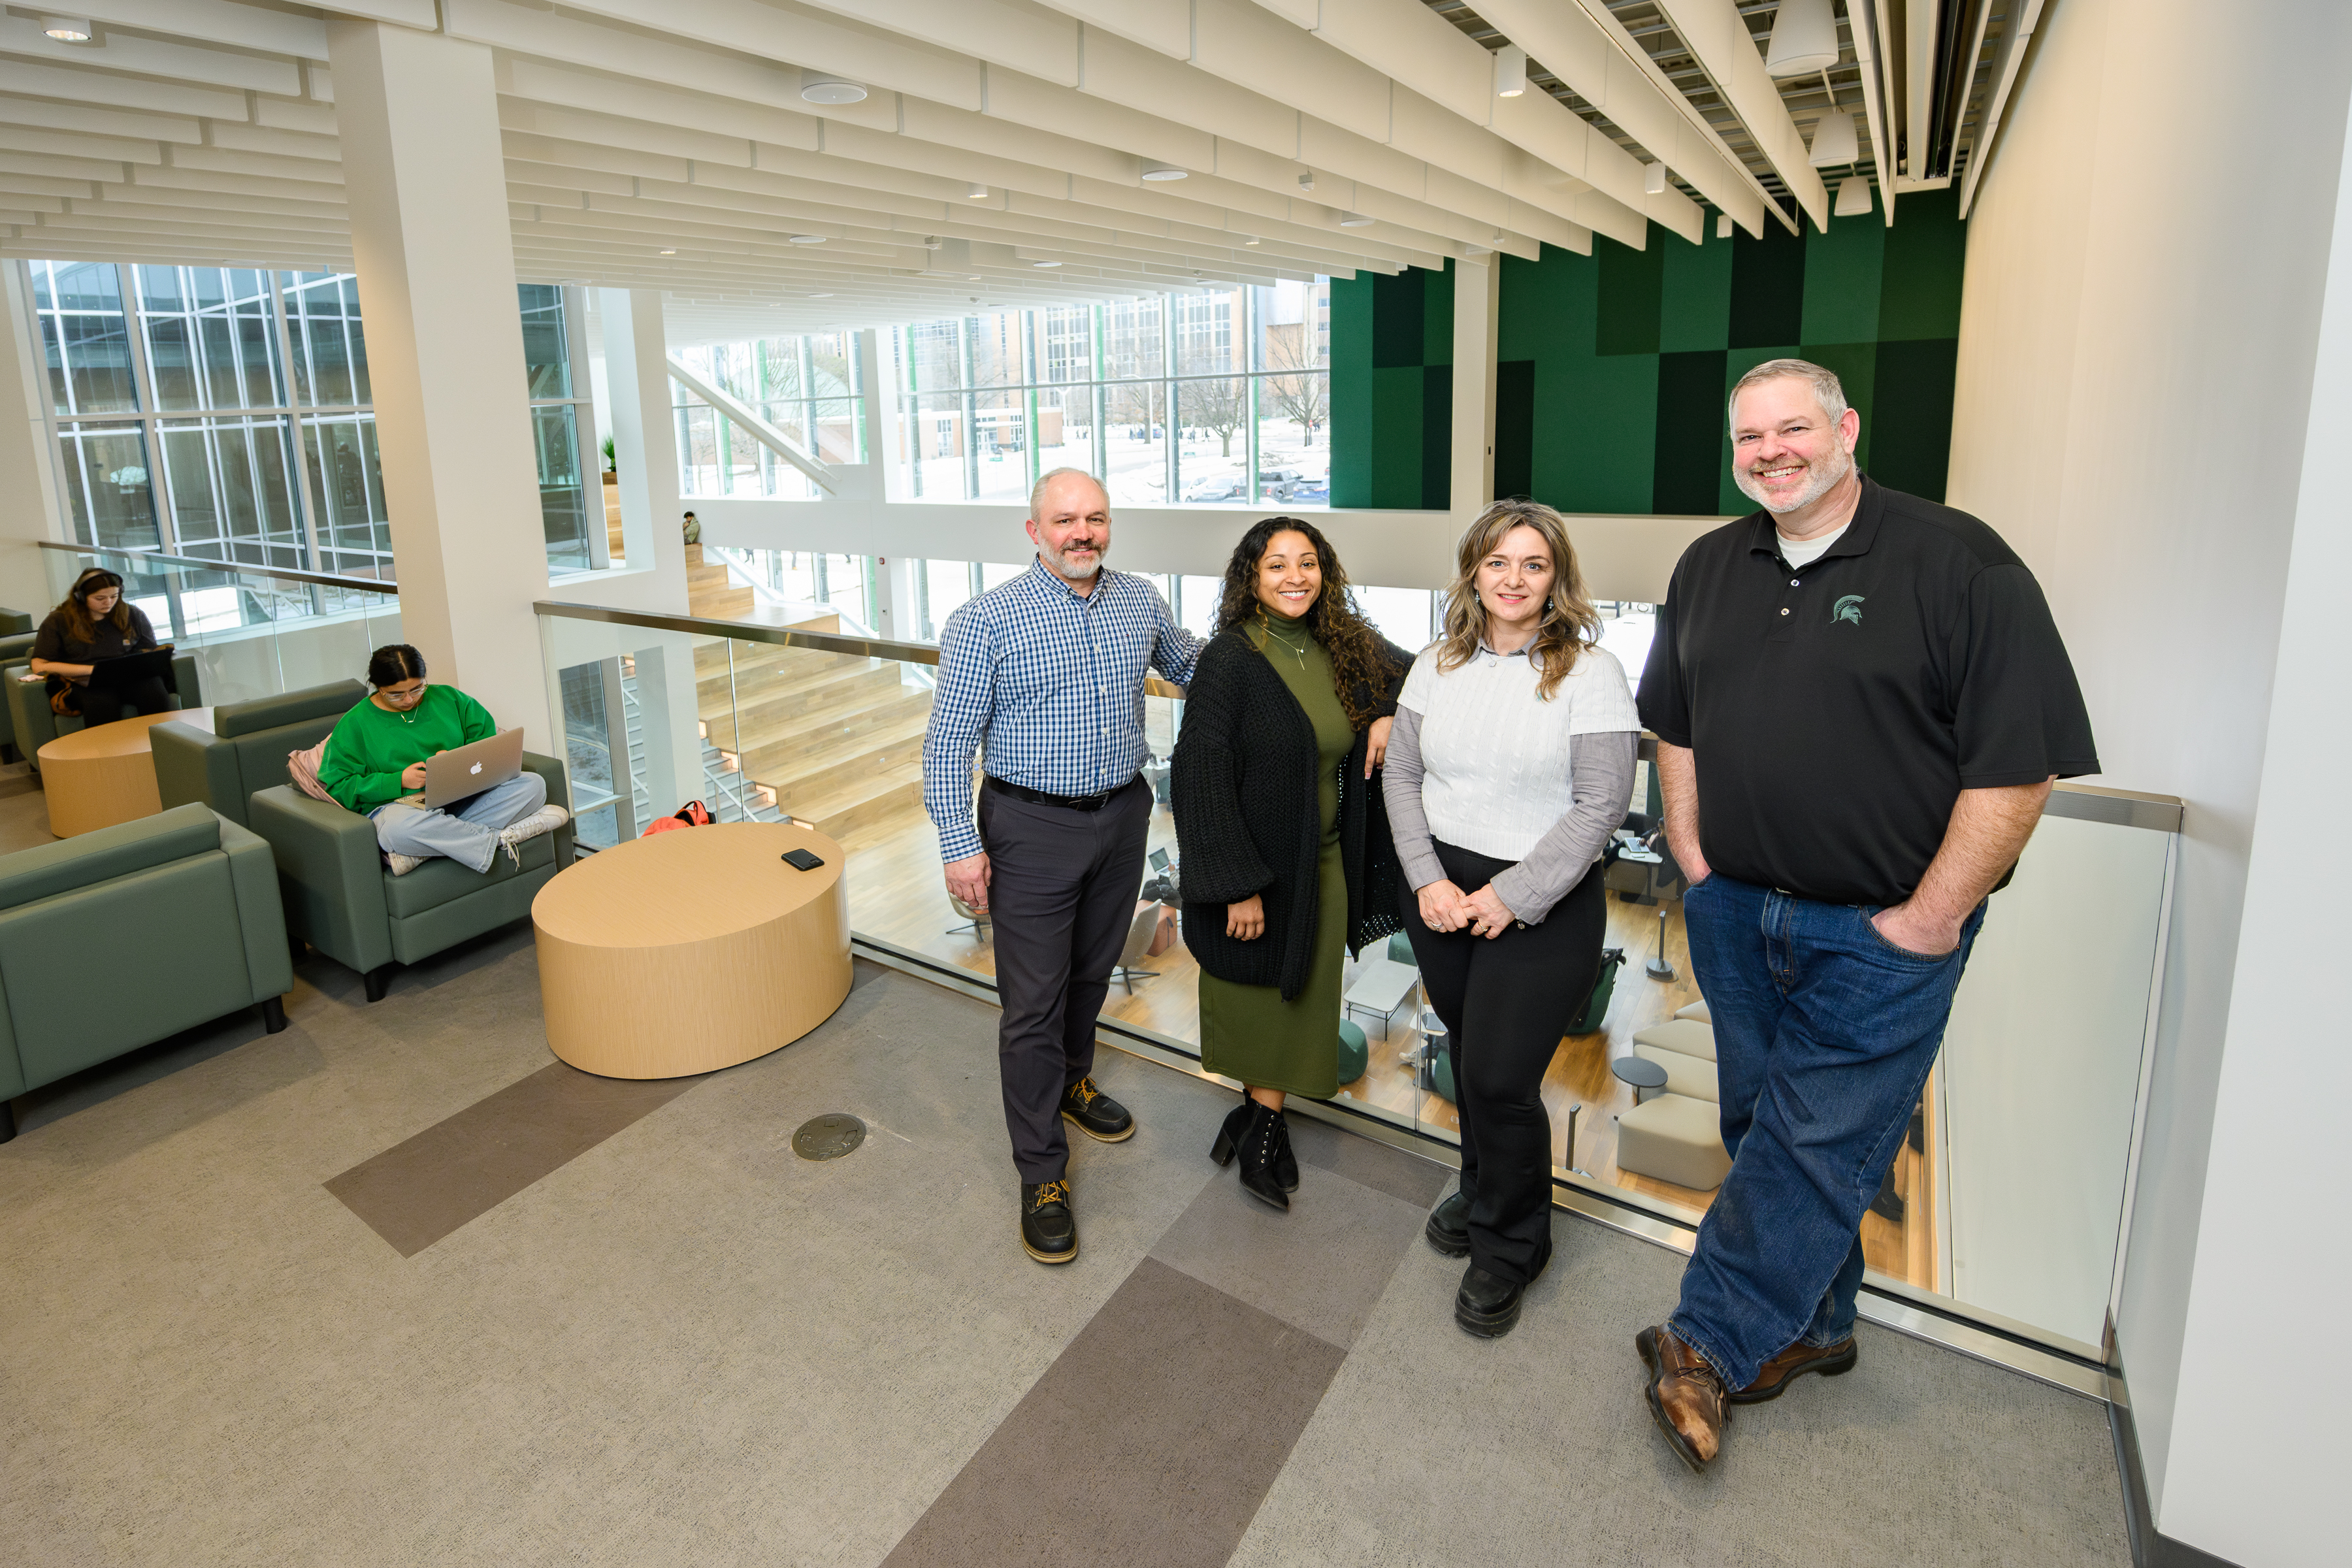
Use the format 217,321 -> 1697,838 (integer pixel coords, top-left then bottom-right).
470,762 -> 482,774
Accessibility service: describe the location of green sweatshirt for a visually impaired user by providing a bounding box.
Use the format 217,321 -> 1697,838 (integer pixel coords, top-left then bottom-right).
318,685 -> 498,813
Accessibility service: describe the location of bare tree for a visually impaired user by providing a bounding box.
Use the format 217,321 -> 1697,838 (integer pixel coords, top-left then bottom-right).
1261,325 -> 1328,446
1180,370 -> 1248,457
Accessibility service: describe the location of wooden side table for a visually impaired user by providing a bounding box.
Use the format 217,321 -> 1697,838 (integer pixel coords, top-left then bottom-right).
531,821 -> 853,1079
39,708 -> 215,838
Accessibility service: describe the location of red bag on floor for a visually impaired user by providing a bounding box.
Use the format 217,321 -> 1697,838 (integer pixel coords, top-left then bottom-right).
641,800 -> 713,836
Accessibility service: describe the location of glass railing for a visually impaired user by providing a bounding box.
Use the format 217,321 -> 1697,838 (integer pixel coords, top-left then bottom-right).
531,595 -> 2178,1365
32,540 -> 400,710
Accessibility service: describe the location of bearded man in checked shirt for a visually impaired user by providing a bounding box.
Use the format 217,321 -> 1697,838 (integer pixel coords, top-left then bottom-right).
922,467 -> 1203,1264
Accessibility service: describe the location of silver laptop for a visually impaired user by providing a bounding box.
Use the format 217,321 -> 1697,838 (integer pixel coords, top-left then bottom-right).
404,727 -> 525,809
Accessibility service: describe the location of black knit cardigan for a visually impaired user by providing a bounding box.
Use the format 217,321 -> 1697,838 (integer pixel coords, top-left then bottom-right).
1171,627 -> 1411,1000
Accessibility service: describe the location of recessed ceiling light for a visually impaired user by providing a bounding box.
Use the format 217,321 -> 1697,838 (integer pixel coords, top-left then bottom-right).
1494,44 -> 1527,98
966,182 -> 988,201
1338,213 -> 1373,227
1140,161 -> 1187,182
787,234 -> 826,244
42,16 -> 92,42
659,248 -> 676,255
1243,237 -> 1261,246
1031,259 -> 1062,268
968,274 -> 983,281
800,71 -> 868,105
808,292 -> 834,299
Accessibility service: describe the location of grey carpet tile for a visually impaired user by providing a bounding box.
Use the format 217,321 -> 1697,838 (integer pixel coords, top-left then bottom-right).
0,958 -> 1226,1567
1151,1161 -> 1429,1351
1283,1109 -> 1452,1209
323,1060 -> 707,1256
881,1256 -> 1347,1568
1228,1211 -> 2131,1568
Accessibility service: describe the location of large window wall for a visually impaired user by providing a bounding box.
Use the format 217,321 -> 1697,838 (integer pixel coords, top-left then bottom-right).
672,333 -> 863,501
23,260 -> 600,580
891,282 -> 1330,510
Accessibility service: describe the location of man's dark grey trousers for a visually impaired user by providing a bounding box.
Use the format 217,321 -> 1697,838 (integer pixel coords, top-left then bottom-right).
977,776 -> 1152,1182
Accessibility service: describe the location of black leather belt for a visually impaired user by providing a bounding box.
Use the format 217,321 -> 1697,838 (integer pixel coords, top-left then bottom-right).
983,775 -> 1138,813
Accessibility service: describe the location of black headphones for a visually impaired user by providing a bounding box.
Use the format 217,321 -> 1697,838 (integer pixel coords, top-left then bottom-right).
71,568 -> 123,604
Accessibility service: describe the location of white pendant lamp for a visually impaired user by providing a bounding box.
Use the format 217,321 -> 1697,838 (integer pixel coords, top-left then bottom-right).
1765,0 -> 1840,78
1808,110 -> 1859,168
1643,161 -> 1667,195
1834,176 -> 1874,218
1494,44 -> 1527,99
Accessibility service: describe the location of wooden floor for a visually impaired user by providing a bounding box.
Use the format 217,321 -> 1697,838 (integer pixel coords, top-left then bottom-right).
834,796 -> 1940,1294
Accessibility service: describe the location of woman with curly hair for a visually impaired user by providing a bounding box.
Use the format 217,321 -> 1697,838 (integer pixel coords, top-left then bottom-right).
1384,500 -> 1638,1338
1171,517 -> 1413,1209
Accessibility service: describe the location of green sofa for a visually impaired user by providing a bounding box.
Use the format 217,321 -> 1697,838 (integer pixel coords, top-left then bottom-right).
153,679 -> 367,829
0,629 -> 36,760
0,803 -> 292,1143
5,650 -> 204,775
247,752 -> 574,1003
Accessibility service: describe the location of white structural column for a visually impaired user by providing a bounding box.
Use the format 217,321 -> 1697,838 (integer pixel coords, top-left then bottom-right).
869,556 -> 922,642
0,263 -> 61,612
1450,257 -> 1500,523
327,19 -> 551,749
596,287 -> 689,614
631,640 -> 706,826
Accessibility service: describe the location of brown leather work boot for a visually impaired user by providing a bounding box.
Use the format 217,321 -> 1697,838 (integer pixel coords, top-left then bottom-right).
1637,1324 -> 1727,1471
1731,1335 -> 1858,1405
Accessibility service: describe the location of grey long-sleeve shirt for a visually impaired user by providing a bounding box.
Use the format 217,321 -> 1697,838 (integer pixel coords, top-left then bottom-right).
1381,704 -> 1637,924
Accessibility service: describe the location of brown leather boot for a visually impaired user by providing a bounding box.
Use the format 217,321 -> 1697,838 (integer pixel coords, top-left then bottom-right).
1637,1324 -> 1727,1471
1731,1335 -> 1858,1405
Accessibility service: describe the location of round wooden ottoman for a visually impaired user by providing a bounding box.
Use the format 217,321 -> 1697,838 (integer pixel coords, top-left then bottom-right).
39,708 -> 215,838
531,821 -> 853,1079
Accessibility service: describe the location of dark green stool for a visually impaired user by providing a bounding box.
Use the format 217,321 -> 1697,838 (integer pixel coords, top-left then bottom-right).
1337,1019 -> 1368,1085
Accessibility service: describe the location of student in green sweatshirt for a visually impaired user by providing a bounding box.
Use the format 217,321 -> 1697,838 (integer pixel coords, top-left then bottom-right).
319,644 -> 565,874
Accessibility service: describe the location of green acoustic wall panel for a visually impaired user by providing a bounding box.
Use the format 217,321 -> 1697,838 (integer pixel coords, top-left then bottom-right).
1597,237 -> 1663,356
1729,223 -> 1806,348
1331,261 -> 1454,508
1655,350 -> 1729,515
1494,359 -> 1535,500
1484,191 -> 1967,517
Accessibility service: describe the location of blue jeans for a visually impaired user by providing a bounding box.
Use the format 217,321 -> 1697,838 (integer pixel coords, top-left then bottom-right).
370,772 -> 546,874
1669,873 -> 1985,1390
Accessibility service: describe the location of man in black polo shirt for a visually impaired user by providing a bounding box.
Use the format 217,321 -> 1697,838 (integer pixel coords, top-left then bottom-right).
1632,359 -> 2098,1471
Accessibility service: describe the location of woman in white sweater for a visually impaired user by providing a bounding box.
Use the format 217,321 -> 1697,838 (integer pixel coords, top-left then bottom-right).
1383,499 -> 1639,1338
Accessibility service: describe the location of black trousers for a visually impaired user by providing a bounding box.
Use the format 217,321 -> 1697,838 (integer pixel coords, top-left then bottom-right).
1401,840 -> 1607,1286
977,775 -> 1152,1183
71,676 -> 171,728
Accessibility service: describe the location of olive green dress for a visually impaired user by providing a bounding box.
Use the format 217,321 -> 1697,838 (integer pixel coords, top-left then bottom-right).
1198,613 -> 1356,1099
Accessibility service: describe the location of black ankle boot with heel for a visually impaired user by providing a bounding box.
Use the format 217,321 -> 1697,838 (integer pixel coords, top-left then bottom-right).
1211,1099 -> 1299,1194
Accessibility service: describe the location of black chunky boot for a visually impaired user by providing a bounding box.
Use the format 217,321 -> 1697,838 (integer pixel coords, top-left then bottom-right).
1235,1100 -> 1290,1211
1270,1107 -> 1299,1193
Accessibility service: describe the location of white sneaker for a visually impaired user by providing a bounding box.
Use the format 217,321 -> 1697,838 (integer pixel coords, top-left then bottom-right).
385,851 -> 425,877
497,804 -> 571,866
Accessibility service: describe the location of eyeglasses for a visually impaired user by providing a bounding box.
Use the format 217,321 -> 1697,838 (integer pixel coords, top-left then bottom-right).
378,684 -> 426,704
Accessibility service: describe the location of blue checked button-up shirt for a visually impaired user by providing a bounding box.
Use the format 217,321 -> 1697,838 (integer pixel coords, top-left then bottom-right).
923,560 -> 1201,862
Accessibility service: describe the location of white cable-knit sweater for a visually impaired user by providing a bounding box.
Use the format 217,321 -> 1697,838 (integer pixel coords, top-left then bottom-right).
1395,640 -> 1641,863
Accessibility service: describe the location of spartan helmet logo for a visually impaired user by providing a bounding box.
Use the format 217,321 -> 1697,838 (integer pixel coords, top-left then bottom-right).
1832,595 -> 1865,626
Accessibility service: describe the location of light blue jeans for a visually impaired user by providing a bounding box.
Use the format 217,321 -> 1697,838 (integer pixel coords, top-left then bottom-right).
370,772 -> 546,874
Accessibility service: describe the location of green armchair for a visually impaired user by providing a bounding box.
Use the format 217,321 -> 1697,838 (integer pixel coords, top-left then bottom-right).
248,752 -> 574,1003
0,803 -> 291,1143
153,679 -> 367,829
0,610 -> 31,636
5,650 -> 204,774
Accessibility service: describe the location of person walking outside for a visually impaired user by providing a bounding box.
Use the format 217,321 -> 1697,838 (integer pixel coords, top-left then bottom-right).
1634,359 -> 2099,1469
1384,500 -> 1639,1337
923,467 -> 1202,1264
1171,518 -> 1411,1210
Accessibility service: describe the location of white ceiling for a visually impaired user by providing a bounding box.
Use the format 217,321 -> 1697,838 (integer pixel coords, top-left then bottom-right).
0,1 -> 2023,345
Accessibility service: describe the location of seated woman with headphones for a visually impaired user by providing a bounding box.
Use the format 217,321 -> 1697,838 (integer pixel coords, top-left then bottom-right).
318,644 -> 568,875
28,568 -> 172,727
